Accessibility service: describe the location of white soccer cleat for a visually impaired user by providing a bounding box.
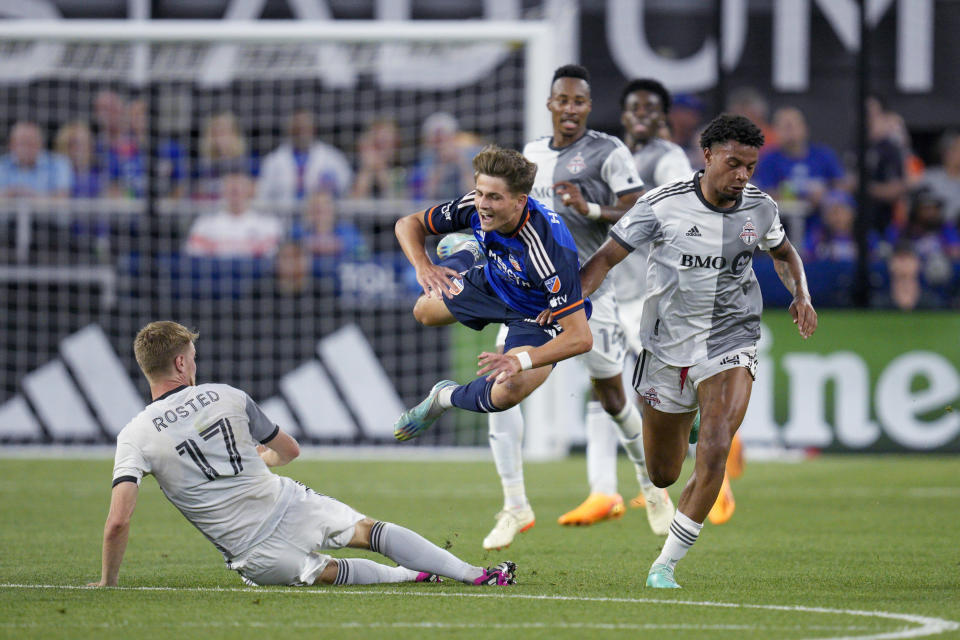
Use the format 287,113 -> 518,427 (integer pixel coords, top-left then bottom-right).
436,233 -> 483,264
482,506 -> 535,550
641,486 -> 675,536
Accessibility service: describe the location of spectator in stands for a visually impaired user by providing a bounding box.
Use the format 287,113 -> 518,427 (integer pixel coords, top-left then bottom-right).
257,109 -> 353,206
753,106 -> 850,235
885,188 -> 960,290
667,94 -> 706,170
292,191 -> 367,259
55,121 -> 105,199
0,121 -> 71,198
352,118 -> 407,199
726,86 -> 777,153
408,112 -> 476,201
274,241 -> 312,296
803,190 -> 866,262
873,241 -> 943,311
864,96 -> 908,232
127,99 -> 188,199
919,130 -> 960,226
194,111 -> 254,201
185,172 -> 282,258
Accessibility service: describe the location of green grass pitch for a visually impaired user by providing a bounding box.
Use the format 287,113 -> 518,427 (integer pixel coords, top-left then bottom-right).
1,454 -> 958,639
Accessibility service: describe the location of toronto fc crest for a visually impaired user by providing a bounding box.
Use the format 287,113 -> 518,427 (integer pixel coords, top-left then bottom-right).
566,152 -> 586,175
739,219 -> 758,246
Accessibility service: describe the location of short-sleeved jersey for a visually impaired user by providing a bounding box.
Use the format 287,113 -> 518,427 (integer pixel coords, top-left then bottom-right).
524,130 -> 644,270
615,142 -> 695,303
424,192 -> 586,320
609,174 -> 786,366
112,383 -> 293,559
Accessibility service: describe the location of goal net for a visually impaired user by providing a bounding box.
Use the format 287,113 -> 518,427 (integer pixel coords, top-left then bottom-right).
0,19 -> 556,447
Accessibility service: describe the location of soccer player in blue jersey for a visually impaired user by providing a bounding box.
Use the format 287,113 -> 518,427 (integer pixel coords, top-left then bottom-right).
393,145 -> 593,542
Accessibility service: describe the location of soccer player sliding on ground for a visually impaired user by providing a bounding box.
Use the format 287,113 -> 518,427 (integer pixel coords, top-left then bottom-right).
545,114 -> 817,588
393,144 -> 593,548
90,321 -> 517,588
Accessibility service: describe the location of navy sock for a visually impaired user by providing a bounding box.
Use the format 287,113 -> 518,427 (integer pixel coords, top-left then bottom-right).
450,377 -> 502,413
439,249 -> 478,274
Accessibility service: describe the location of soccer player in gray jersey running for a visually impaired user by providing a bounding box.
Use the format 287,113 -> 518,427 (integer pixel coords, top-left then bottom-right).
619,80 -> 741,527
90,321 -> 517,588
477,64 -> 654,550
573,114 -> 817,588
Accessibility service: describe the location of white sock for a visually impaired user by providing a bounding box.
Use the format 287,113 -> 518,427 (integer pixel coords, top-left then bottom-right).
613,402 -> 654,490
586,401 -> 619,495
332,558 -> 419,585
437,386 -> 454,409
653,511 -> 703,570
488,405 -> 527,510
368,521 -> 484,584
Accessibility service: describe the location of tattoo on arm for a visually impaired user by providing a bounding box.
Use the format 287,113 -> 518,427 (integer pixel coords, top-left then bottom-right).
774,258 -> 797,296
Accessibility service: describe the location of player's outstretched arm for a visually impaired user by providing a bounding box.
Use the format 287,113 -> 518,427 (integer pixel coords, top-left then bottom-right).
257,429 -> 300,467
581,238 -> 631,298
89,481 -> 139,587
554,182 -> 641,223
769,238 -> 818,339
478,309 -> 593,382
395,212 -> 461,298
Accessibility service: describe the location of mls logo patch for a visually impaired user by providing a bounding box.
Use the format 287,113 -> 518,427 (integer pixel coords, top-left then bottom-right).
544,275 -> 561,293
566,152 -> 586,175
739,219 -> 758,246
509,254 -> 522,271
449,278 -> 464,295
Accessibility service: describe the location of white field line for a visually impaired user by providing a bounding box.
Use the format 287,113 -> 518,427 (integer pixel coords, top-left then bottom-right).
0,583 -> 957,640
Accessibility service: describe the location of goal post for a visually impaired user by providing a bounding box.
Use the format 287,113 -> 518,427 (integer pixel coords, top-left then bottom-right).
0,18 -> 570,455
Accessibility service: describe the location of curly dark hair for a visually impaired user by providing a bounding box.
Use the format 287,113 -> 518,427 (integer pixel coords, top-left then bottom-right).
552,64 -> 590,86
619,78 -> 671,113
699,114 -> 765,150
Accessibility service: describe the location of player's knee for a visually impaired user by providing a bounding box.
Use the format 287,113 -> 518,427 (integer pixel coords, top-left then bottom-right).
347,518 -> 375,549
593,382 -> 626,415
412,297 -> 435,325
647,460 -> 682,488
313,559 -> 339,585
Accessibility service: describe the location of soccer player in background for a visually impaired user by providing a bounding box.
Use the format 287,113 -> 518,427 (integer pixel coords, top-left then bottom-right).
504,64 -> 662,538
392,144 -> 593,549
90,321 -> 517,588
570,114 -> 817,588
617,79 -> 742,527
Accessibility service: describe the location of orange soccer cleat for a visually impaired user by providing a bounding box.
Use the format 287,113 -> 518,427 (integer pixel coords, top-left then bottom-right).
557,493 -> 625,526
727,433 -> 745,479
708,473 -> 736,525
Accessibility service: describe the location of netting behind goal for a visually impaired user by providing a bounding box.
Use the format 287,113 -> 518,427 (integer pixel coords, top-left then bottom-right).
0,21 -> 554,446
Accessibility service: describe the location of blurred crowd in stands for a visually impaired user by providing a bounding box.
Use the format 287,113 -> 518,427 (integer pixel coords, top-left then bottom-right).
2,87 -> 959,309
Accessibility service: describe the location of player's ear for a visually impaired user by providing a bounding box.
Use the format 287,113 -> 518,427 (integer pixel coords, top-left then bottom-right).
702,145 -> 713,168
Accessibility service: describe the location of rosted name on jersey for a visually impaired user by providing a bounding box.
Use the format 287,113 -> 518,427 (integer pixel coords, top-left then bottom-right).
152,389 -> 222,431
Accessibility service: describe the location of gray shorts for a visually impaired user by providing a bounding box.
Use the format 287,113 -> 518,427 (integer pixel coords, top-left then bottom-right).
633,345 -> 758,413
226,484 -> 365,586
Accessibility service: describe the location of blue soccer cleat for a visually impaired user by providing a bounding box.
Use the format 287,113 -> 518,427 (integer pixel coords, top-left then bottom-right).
646,563 -> 681,589
689,411 -> 701,444
394,380 -> 458,441
437,233 -> 483,264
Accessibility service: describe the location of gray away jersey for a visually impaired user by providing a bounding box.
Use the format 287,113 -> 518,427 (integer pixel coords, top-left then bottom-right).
609,175 -> 786,366
112,383 -> 294,559
524,130 -> 643,273
614,139 -> 694,303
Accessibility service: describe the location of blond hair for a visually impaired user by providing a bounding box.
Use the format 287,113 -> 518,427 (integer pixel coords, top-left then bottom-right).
472,144 -> 537,196
54,121 -> 94,167
134,321 -> 198,380
199,111 -> 246,161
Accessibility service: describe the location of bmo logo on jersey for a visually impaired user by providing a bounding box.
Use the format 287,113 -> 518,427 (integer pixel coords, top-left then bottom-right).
680,251 -> 753,275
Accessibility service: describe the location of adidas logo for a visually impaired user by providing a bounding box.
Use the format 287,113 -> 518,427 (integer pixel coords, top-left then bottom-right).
685,226 -> 702,237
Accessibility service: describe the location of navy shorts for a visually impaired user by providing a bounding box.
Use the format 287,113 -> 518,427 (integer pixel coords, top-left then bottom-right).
443,266 -> 561,352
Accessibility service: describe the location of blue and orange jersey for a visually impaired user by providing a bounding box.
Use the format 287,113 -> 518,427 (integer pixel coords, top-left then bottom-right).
424,191 -> 589,321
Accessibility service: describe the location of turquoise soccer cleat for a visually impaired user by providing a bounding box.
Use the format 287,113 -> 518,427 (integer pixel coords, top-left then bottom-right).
646,563 -> 681,589
394,380 -> 458,441
689,411 -> 701,444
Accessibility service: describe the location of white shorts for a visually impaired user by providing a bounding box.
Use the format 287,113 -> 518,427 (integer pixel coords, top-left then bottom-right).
226,484 -> 365,586
616,294 -> 645,356
494,288 -> 625,379
632,345 -> 758,413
